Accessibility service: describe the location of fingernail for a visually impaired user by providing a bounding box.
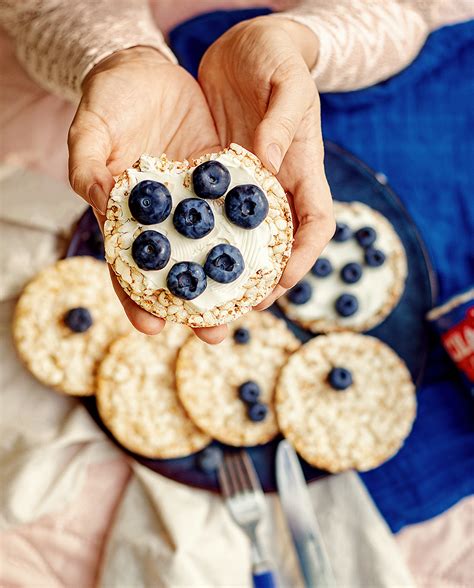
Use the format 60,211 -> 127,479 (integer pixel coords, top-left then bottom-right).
88,183 -> 107,215
267,143 -> 282,173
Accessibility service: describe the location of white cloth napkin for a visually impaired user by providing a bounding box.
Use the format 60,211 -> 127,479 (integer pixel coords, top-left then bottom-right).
0,165 -> 415,587
98,463 -> 415,588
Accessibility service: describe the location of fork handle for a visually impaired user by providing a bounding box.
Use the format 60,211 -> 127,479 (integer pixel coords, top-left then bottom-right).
253,568 -> 277,588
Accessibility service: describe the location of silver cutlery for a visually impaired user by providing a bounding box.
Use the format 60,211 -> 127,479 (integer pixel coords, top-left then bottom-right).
276,440 -> 336,588
219,451 -> 277,588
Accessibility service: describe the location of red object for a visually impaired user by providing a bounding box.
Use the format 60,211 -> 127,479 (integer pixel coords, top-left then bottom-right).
428,289 -> 474,387
441,307 -> 474,381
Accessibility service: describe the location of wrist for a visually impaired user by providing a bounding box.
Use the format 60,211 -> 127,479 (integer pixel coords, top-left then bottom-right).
84,46 -> 172,86
276,18 -> 319,70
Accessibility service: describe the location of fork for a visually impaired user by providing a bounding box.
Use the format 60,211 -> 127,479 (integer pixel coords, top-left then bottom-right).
219,451 -> 277,588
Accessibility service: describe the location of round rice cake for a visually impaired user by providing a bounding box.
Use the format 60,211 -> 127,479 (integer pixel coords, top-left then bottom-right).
176,311 -> 300,446
104,143 -> 293,328
278,201 -> 407,332
13,256 -> 130,396
96,324 -> 210,458
276,332 -> 416,472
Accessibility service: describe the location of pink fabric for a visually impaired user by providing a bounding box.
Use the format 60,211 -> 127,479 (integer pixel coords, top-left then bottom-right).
0,458 -> 131,587
396,497 -> 474,588
1,12 -> 473,588
150,0 -> 294,34
0,1 -> 293,177
0,33 -> 73,184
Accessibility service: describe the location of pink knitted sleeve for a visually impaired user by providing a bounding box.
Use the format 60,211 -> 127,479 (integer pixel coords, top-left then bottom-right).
0,0 -> 177,101
274,0 -> 433,91
1,0 -> 469,98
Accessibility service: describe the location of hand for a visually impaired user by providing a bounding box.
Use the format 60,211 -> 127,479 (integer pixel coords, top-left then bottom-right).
68,47 -> 227,343
198,16 -> 335,308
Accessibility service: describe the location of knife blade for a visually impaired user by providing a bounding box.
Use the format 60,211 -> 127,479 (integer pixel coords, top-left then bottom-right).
276,440 -> 336,588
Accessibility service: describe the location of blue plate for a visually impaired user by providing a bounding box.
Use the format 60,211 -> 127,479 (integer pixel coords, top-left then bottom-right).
68,142 -> 436,492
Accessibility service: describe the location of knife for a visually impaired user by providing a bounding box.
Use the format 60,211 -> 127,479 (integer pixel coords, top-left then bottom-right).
276,440 -> 336,588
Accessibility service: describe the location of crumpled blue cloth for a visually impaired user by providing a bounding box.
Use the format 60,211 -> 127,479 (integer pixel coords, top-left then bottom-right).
169,11 -> 474,532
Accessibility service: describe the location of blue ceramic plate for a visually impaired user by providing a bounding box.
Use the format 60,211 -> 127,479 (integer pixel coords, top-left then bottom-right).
68,142 -> 436,492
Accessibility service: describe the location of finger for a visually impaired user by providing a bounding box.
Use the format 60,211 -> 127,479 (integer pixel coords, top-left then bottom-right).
253,68 -> 315,173
193,324 -> 228,345
99,215 -> 165,336
97,203 -> 222,339
96,212 -> 223,339
279,173 -> 335,290
68,109 -> 115,214
254,284 -> 287,311
108,267 -> 166,335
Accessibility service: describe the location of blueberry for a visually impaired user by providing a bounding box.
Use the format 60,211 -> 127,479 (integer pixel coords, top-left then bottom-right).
204,244 -> 244,284
288,281 -> 312,305
340,262 -> 363,284
248,402 -> 268,422
234,327 -> 250,344
335,293 -> 359,317
328,367 -> 353,390
333,222 -> 352,242
192,161 -> 231,199
196,446 -> 223,473
355,226 -> 377,248
225,184 -> 269,229
64,307 -> 93,333
239,381 -> 261,404
173,198 -> 215,239
128,180 -> 172,225
167,261 -> 207,300
311,257 -> 333,277
132,230 -> 171,270
365,247 -> 386,267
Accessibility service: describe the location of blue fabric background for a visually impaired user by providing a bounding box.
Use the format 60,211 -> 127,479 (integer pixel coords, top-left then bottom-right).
170,11 -> 474,531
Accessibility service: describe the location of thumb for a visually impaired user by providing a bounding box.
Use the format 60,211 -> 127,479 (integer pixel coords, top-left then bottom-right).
253,68 -> 316,173
68,111 -> 115,215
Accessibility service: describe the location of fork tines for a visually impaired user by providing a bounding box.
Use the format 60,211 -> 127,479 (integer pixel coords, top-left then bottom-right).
219,450 -> 263,497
